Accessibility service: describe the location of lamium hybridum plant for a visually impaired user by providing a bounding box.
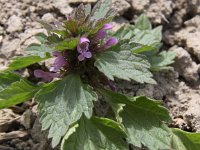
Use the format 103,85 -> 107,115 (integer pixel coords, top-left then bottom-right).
0,0 -> 200,149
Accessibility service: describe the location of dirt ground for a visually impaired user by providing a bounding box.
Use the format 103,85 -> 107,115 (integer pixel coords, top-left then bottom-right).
0,0 -> 200,149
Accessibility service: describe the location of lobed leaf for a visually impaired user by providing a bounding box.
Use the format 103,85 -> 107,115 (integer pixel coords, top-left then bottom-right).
148,51 -> 176,71
61,116 -> 128,150
132,27 -> 162,47
135,14 -> 152,30
94,40 -> 156,84
35,32 -> 48,43
7,55 -> 50,71
100,89 -> 172,150
55,38 -> 79,51
90,0 -> 113,22
35,74 -> 97,148
0,79 -> 40,109
172,128 -> 200,150
26,43 -> 53,58
113,25 -> 135,40
0,71 -> 20,91
47,33 -> 63,43
84,4 -> 91,17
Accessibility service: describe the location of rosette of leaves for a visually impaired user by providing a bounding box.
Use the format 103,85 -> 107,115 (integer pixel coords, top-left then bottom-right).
0,0 -> 200,150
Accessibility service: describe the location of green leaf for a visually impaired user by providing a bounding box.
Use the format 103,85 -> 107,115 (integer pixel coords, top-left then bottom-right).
94,40 -> 156,84
135,14 -> 152,30
148,51 -> 176,71
0,79 -> 40,109
35,74 -> 97,148
100,89 -> 172,150
172,128 -> 200,150
132,44 -> 157,54
37,20 -> 53,31
50,30 -> 69,38
151,26 -> 163,42
90,0 -> 114,21
47,33 -> 63,43
7,55 -> 50,71
26,43 -> 53,58
84,4 -> 91,17
132,30 -> 161,47
55,38 -> 79,51
113,25 -> 135,40
35,33 -> 48,43
61,116 -> 128,150
73,4 -> 90,21
89,17 -> 113,35
64,19 -> 80,35
0,71 -> 20,91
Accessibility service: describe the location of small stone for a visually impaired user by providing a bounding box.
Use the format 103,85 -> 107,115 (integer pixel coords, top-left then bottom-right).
7,15 -> 23,32
41,13 -> 55,22
22,0 -> 32,4
131,0 -> 150,12
0,26 -> 4,34
68,0 -> 97,2
53,0 -> 73,17
0,36 -> 3,43
170,46 -> 200,82
112,0 -> 131,15
175,16 -> 200,61
29,6 -> 36,12
1,38 -> 21,58
31,118 -> 47,143
20,109 -> 33,129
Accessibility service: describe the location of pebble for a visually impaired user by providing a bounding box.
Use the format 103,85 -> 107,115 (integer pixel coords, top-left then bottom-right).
7,15 -> 23,33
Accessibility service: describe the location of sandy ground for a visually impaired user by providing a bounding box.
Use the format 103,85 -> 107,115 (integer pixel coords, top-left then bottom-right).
0,0 -> 200,149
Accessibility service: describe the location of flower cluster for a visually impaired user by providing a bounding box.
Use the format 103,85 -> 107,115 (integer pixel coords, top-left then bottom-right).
34,23 -> 118,82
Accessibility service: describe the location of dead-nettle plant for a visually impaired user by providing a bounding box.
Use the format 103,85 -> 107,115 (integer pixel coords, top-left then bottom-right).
0,0 -> 200,149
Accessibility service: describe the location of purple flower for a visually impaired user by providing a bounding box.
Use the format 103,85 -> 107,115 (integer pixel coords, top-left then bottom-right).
50,51 -> 67,72
102,24 -> 113,30
95,24 -> 113,41
34,70 -> 58,82
77,37 -> 92,61
104,37 -> 118,49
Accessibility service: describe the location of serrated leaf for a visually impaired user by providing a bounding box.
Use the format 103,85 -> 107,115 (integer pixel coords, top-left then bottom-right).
47,33 -> 63,43
113,25 -> 135,40
0,71 -> 20,91
0,79 -> 40,109
151,26 -> 163,42
89,17 -> 113,35
35,74 -> 97,148
172,128 -> 200,150
64,19 -> 79,35
26,43 -> 53,58
37,20 -> 54,31
94,40 -> 156,84
90,0 -> 114,21
135,14 -> 152,30
132,30 -> 161,47
100,89 -> 172,150
61,116 -> 128,150
74,4 -> 86,20
55,38 -> 79,51
84,4 -> 91,17
148,51 -> 176,71
7,55 -> 50,71
113,25 -> 160,54
37,20 -> 63,32
51,30 -> 69,38
132,44 -> 157,54
35,32 -> 48,43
